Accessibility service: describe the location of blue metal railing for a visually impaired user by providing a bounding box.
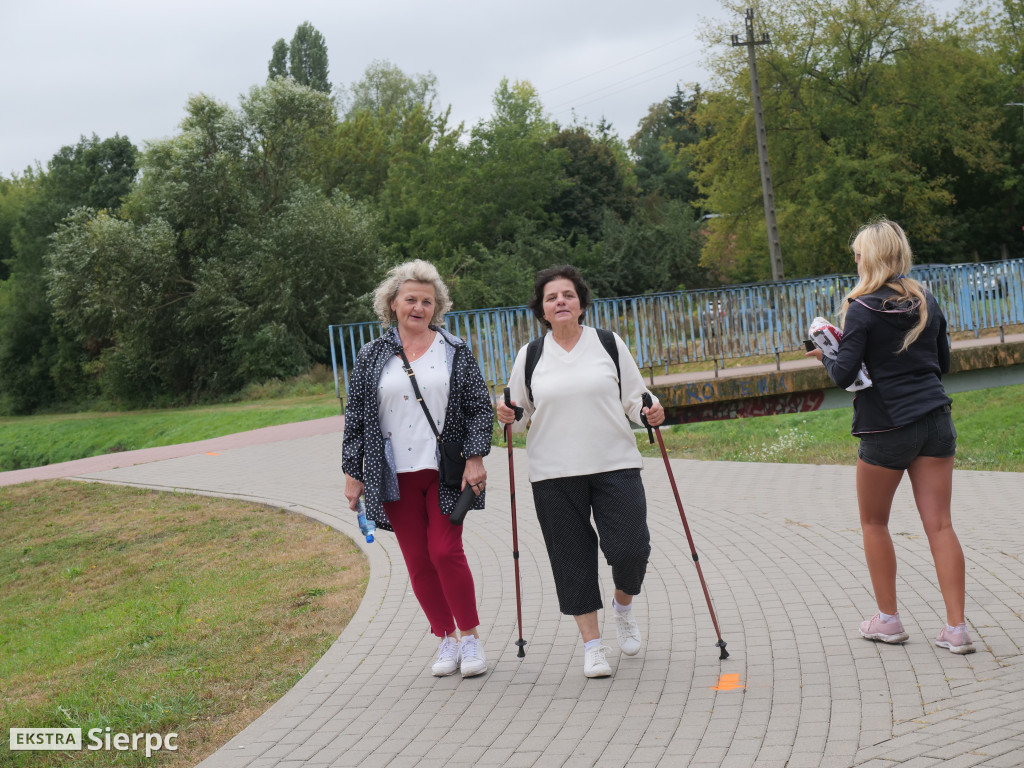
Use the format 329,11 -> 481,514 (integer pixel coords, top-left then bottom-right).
329,258 -> 1024,401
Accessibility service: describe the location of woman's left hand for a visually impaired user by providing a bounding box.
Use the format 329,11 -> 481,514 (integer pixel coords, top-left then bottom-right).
805,349 -> 823,362
642,400 -> 666,427
462,455 -> 487,496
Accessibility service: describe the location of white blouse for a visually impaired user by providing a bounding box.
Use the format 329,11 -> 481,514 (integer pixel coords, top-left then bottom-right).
378,333 -> 450,473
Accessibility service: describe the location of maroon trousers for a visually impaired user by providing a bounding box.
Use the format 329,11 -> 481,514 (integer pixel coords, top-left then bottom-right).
384,469 -> 480,637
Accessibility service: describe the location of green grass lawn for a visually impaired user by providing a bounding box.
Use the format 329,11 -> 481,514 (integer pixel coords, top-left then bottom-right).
495,383 -> 1024,473
0,395 -> 341,472
4,375 -> 1022,475
653,383 -> 1022,471
642,384 -> 1024,471
0,481 -> 368,768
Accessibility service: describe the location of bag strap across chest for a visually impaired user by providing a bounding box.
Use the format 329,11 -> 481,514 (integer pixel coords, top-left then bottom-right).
397,346 -> 443,442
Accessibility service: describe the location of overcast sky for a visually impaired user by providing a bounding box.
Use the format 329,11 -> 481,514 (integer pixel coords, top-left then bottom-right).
0,0 -> 963,178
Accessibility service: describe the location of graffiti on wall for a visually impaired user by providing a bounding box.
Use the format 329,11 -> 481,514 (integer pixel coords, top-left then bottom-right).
670,373 -> 789,406
666,390 -> 827,424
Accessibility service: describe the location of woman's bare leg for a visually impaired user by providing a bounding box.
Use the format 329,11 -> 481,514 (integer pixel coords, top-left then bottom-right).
906,455 -> 965,626
574,611 -> 600,643
856,459 -> 905,615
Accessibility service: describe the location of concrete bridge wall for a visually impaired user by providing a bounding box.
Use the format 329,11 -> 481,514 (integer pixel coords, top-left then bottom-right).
651,338 -> 1024,425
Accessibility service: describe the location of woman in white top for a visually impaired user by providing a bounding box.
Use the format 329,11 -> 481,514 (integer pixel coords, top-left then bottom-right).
342,260 -> 494,678
496,265 -> 665,678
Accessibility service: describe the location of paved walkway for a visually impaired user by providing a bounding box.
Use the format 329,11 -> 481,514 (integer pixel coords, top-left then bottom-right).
0,416 -> 345,488
8,418 -> 1022,767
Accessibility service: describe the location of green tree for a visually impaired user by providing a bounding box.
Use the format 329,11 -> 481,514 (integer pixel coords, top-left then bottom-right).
376,119 -> 469,262
216,187 -> 380,382
326,61 -> 447,200
340,59 -> 438,119
0,135 -> 138,413
0,174 -> 36,281
957,0 -> 1024,260
444,225 -> 595,309
630,86 -> 706,209
239,77 -> 337,204
45,210 -> 179,401
694,0 -> 1008,281
45,80 -> 379,404
578,201 -> 707,296
545,126 -> 637,243
380,79 -> 570,308
449,78 -> 566,248
13,135 -> 137,276
289,22 -> 331,93
268,38 -> 289,80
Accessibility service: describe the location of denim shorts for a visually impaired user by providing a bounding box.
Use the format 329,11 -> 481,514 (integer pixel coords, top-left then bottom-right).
857,405 -> 956,471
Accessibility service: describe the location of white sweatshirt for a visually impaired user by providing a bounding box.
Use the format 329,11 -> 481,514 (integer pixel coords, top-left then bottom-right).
506,326 -> 658,482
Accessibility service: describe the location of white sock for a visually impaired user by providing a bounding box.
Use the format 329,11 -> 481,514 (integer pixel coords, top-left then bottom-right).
879,611 -> 899,622
584,638 -> 603,651
613,599 -> 632,614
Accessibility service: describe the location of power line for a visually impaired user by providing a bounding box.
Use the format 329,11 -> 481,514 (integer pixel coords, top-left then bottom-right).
550,64 -> 696,120
540,34 -> 694,97
547,50 -> 702,113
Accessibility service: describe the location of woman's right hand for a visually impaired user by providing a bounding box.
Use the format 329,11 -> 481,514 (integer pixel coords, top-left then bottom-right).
495,398 -> 517,425
344,474 -> 365,511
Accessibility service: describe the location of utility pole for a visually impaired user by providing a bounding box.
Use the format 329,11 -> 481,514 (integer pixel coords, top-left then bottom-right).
732,8 -> 784,281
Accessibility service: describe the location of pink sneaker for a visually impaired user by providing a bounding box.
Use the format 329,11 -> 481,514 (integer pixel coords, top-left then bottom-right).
859,614 -> 909,644
935,624 -> 975,655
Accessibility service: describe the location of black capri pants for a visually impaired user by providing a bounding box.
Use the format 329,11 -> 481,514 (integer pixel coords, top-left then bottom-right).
531,468 -> 651,616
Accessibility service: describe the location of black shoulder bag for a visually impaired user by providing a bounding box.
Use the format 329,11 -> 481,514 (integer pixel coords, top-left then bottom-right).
397,346 -> 466,489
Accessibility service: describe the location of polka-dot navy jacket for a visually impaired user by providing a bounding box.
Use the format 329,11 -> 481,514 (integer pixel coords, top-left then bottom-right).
342,325 -> 494,531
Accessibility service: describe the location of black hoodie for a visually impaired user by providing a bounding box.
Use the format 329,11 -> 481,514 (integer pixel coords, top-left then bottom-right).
822,287 -> 951,435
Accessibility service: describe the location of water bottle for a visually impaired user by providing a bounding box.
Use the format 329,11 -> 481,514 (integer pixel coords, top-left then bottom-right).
356,497 -> 375,543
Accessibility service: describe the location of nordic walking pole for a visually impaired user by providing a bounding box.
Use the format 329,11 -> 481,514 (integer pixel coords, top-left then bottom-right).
504,387 -> 528,658
642,392 -> 729,659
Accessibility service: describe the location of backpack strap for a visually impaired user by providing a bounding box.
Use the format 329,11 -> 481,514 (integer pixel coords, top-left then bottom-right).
523,336 -> 545,404
595,328 -> 620,397
524,328 -> 620,404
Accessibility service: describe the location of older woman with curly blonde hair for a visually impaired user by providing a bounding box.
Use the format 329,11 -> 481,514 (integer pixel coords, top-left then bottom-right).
342,260 -> 494,677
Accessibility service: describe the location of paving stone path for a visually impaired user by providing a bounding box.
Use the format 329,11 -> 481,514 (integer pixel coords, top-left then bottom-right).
29,424 -> 1019,768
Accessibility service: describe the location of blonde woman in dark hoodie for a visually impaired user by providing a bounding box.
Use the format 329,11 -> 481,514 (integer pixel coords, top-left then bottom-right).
807,219 -> 973,654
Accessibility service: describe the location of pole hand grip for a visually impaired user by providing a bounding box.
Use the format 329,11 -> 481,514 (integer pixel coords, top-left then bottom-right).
641,391 -> 655,444
504,387 -> 524,421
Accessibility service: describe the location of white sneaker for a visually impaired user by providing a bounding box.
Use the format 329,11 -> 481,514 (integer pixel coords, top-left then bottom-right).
584,644 -> 612,678
431,635 -> 460,676
615,607 -> 642,656
459,636 -> 487,677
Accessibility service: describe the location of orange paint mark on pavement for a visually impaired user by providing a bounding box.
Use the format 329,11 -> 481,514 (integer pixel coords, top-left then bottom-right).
711,673 -> 744,691
205,452 -> 220,456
